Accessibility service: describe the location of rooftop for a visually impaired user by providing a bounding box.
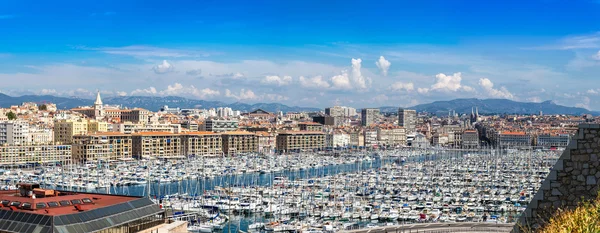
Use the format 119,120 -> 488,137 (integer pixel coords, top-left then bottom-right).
132,131 -> 175,136
501,131 -> 527,136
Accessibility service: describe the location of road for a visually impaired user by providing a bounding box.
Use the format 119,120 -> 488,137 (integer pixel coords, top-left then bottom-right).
341,222 -> 514,233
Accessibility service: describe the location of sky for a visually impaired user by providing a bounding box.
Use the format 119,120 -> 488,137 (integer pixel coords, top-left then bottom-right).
1,0 -> 600,110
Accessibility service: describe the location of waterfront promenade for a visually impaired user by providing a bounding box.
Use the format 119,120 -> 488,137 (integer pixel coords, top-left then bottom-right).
342,222 -> 514,233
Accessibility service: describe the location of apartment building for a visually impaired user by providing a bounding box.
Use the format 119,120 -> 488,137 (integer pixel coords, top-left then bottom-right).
181,132 -> 223,157
276,131 -> 326,152
256,131 -> 276,154
0,121 -> 30,145
462,130 -> 480,148
72,132 -> 133,163
298,122 -> 323,131
54,119 -> 108,144
132,132 -> 182,159
536,134 -> 570,148
204,120 -> 239,132
498,131 -> 531,148
221,131 -> 258,155
0,144 -> 71,165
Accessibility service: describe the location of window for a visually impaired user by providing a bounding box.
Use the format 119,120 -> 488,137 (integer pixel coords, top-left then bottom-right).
82,198 -> 93,204
71,199 -> 82,205
36,203 -> 46,209
59,200 -> 71,206
21,202 -> 31,209
10,201 -> 20,207
1,200 -> 9,206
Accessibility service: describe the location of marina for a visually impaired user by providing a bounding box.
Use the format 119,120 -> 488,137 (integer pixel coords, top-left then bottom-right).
0,148 -> 560,232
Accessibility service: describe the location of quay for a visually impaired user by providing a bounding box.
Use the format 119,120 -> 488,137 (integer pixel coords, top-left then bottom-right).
341,222 -> 514,233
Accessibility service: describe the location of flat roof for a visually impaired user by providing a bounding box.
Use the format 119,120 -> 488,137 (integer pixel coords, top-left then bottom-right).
132,131 -> 175,136
0,190 -> 137,216
278,131 -> 325,135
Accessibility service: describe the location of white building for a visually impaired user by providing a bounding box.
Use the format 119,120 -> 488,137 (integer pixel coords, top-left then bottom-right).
332,133 -> 350,148
0,121 -> 30,145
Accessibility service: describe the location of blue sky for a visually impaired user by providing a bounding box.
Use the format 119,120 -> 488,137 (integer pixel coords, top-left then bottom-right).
1,0 -> 600,109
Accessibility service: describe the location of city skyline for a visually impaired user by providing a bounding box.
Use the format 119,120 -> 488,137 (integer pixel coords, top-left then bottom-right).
1,1 -> 600,109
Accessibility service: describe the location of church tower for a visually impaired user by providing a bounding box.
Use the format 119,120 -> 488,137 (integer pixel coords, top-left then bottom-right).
94,91 -> 104,119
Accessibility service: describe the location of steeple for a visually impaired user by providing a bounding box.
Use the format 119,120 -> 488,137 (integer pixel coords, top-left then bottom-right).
94,91 -> 103,106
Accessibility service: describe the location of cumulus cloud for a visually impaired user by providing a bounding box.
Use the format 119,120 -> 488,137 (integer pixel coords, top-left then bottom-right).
131,87 -> 158,95
390,82 -> 414,92
417,88 -> 429,94
159,83 -> 220,99
375,56 -> 391,76
331,71 -> 352,89
116,91 -> 127,96
153,60 -> 174,74
431,72 -> 464,92
299,76 -> 330,89
351,58 -> 370,89
576,96 -> 591,109
261,75 -> 292,86
587,89 -> 599,94
225,89 -> 257,100
478,78 -> 514,99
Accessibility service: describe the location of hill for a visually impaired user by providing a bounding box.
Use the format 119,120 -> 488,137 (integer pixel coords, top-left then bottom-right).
0,94 -> 320,113
407,98 -> 597,115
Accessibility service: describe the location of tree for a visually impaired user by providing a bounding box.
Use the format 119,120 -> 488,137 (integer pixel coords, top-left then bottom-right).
6,111 -> 16,120
39,104 -> 47,111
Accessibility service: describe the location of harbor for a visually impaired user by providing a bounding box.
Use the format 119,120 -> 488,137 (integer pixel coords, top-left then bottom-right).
0,148 -> 560,232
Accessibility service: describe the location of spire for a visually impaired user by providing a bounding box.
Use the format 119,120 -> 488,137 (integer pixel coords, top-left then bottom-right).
94,91 -> 103,106
471,107 -> 474,116
475,107 -> 479,116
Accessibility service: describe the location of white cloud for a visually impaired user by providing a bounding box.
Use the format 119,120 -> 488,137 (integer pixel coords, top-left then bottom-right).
158,83 -> 220,99
116,91 -> 127,96
375,56 -> 391,76
527,97 -> 542,103
576,96 -> 591,109
131,87 -> 158,95
462,86 -> 475,92
593,51 -> 600,61
210,72 -> 245,79
83,45 -> 210,57
532,32 -> 600,50
417,88 -> 429,94
186,69 -> 202,76
371,94 -> 389,102
390,82 -> 414,92
431,72 -> 464,92
261,75 -> 292,86
331,71 -> 352,89
40,89 -> 58,95
265,94 -> 289,101
587,89 -> 600,95
351,58 -> 369,89
225,89 -> 258,101
478,78 -> 514,99
153,60 -> 174,74
299,76 -> 330,89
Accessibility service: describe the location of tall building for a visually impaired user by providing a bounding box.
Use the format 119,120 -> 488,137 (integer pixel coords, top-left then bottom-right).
398,108 -> 417,134
361,108 -> 380,126
0,121 -> 30,145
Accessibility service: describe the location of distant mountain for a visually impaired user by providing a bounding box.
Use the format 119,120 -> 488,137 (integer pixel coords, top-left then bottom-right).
0,94 -> 320,113
404,98 -> 597,115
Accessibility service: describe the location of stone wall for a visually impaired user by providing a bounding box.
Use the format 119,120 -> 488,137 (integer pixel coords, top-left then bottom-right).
513,123 -> 600,232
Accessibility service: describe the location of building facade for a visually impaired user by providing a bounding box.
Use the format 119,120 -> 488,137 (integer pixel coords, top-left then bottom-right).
498,132 -> 531,148
462,130 -> 480,148
361,108 -> 380,126
398,108 -> 417,134
221,131 -> 259,155
204,119 -> 239,132
72,132 -> 133,163
276,131 -> 326,152
0,144 -> 71,165
536,134 -> 570,148
298,122 -> 323,131
181,132 -> 223,157
0,121 -> 30,145
132,132 -> 182,159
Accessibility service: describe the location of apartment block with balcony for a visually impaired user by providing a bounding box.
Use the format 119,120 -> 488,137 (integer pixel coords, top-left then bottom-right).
276,131 -> 326,152
181,132 -> 223,157
0,144 -> 71,165
498,131 -> 531,148
221,131 -> 258,155
132,132 -> 182,159
72,132 -> 133,163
